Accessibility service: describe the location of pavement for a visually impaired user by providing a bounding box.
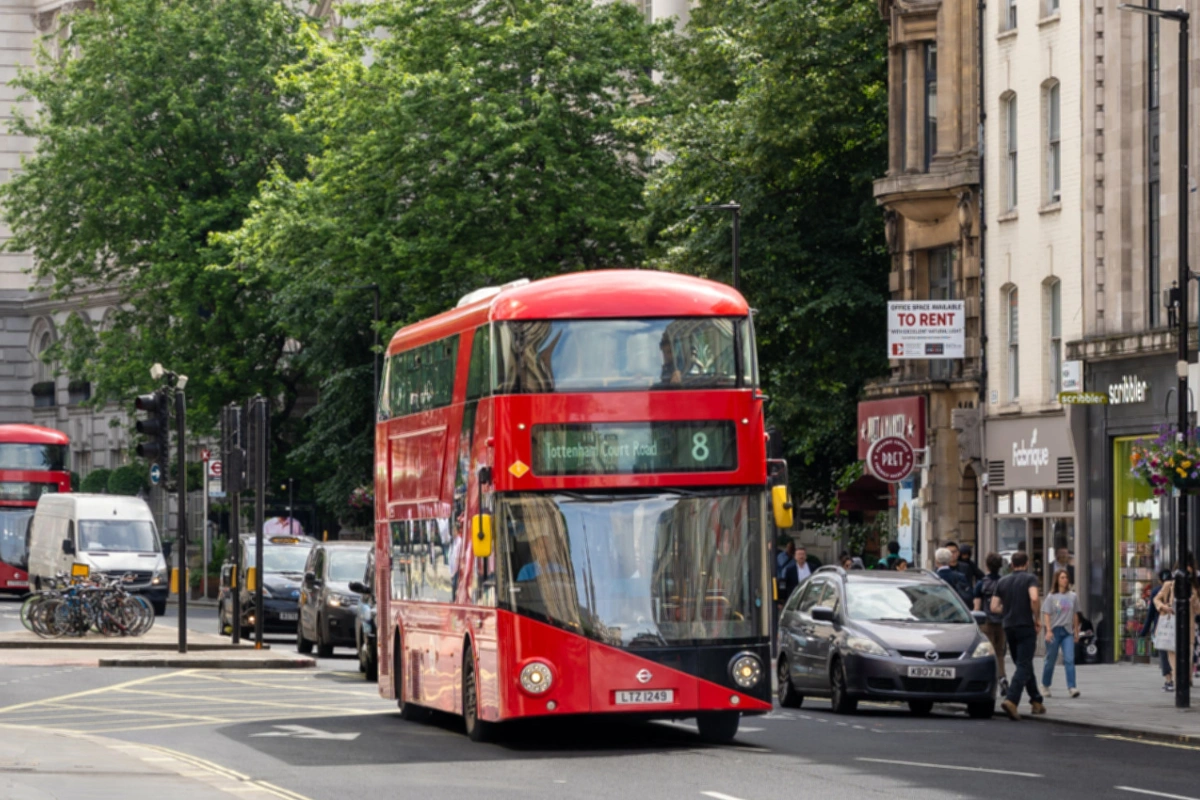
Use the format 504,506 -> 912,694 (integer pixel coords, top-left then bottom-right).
0,724 -> 309,800
1017,656 -> 1200,743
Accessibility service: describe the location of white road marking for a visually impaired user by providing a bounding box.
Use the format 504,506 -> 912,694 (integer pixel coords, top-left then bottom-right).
1115,787 -> 1200,800
855,757 -> 1042,778
702,792 -> 747,800
1100,735 -> 1200,752
250,724 -> 359,741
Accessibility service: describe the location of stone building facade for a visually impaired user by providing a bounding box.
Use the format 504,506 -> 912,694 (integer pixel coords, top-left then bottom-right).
871,0 -> 983,566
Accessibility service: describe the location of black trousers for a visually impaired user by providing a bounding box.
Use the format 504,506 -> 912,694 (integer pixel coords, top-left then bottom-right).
1005,625 -> 1043,706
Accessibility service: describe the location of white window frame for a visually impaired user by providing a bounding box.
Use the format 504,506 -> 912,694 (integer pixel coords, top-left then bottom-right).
1007,287 -> 1020,401
1046,82 -> 1061,203
1005,95 -> 1019,211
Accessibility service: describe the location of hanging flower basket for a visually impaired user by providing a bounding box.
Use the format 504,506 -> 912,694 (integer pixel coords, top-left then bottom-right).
1130,426 -> 1200,495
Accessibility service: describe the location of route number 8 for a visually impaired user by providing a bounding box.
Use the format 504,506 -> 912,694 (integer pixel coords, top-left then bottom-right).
691,432 -> 710,462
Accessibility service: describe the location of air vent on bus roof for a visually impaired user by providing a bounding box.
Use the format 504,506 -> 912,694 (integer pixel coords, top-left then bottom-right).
456,278 -> 530,308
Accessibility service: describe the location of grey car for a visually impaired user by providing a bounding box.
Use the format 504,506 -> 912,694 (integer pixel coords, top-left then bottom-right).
297,541 -> 371,657
776,566 -> 997,718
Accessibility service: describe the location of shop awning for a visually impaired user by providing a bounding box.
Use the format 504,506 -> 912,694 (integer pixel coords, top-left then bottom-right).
836,473 -> 892,513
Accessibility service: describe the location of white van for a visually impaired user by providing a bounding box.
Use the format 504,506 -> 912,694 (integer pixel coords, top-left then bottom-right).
27,494 -> 169,614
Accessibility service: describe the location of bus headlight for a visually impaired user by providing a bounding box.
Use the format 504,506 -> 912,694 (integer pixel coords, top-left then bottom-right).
519,662 -> 554,695
729,653 -> 763,689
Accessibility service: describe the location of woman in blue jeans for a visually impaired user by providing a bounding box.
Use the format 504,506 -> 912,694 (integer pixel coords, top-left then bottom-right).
1041,569 -> 1081,698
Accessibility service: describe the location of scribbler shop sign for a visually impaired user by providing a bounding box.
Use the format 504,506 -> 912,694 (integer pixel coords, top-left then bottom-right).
887,301 -> 965,359
866,436 -> 916,483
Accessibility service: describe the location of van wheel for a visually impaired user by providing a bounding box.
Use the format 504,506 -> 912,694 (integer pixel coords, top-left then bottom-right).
462,653 -> 496,742
152,601 -> 166,616
394,635 -> 429,722
316,617 -> 334,658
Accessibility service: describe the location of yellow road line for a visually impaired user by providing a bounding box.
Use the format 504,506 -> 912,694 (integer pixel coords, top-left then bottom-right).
0,669 -> 190,714
143,744 -> 252,781
254,780 -> 314,800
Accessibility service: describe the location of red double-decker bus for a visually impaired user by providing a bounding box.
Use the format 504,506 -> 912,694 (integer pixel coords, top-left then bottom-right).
373,270 -> 791,742
0,425 -> 70,593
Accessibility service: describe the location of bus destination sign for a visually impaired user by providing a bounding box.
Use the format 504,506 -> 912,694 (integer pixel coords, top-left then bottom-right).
531,421 -> 737,476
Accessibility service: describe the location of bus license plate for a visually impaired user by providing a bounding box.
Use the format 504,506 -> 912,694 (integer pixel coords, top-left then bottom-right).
279,612 -> 298,621
906,666 -> 955,679
615,689 -> 673,705
7,580 -> 27,587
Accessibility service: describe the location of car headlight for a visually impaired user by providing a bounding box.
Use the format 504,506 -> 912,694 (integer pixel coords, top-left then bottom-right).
729,653 -> 763,689
845,635 -> 888,657
972,639 -> 995,658
519,661 -> 554,695
328,593 -> 357,607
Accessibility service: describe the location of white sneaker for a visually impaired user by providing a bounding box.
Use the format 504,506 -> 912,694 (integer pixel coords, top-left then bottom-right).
1069,688 -> 1080,698
1041,685 -> 1052,698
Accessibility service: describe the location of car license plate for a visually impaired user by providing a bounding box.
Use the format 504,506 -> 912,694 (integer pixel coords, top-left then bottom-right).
906,666 -> 955,679
279,612 -> 298,621
615,689 -> 673,705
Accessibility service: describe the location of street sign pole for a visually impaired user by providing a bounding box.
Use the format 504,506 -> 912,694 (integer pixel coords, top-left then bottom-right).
202,452 -> 209,599
175,381 -> 188,655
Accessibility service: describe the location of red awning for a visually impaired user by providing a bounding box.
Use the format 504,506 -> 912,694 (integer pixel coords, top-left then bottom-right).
836,473 -> 892,513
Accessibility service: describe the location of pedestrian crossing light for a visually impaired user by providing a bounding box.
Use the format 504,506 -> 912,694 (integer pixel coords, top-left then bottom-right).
135,388 -> 170,470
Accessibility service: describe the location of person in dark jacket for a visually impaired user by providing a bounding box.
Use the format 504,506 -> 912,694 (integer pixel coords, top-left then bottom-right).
882,541 -> 902,570
780,546 -> 812,601
935,547 -> 972,606
956,543 -> 985,589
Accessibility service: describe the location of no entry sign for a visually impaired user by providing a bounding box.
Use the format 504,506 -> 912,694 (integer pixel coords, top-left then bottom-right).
866,435 -> 916,483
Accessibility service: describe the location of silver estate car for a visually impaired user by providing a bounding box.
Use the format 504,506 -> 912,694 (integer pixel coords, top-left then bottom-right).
776,566 -> 997,718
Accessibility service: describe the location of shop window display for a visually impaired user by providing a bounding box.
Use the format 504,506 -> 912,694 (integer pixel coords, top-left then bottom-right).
1113,437 -> 1164,664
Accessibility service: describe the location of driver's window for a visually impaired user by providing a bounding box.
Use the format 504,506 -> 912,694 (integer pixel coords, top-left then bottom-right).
817,582 -> 841,616
798,580 -> 824,615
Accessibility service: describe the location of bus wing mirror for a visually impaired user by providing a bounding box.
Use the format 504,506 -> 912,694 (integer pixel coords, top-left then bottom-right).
772,484 -> 794,530
471,514 -> 493,558
246,567 -> 258,592
62,537 -> 75,555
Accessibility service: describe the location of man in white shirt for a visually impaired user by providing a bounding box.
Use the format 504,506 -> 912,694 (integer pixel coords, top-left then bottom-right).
781,547 -> 813,600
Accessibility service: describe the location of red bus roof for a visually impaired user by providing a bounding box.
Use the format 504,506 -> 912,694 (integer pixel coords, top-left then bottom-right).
0,425 -> 69,445
388,270 -> 748,355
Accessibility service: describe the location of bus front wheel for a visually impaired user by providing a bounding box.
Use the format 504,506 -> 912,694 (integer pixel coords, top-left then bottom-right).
695,712 -> 740,744
462,653 -> 496,743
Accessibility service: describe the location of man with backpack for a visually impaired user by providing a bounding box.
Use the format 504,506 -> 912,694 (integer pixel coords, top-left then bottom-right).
974,552 -> 1008,695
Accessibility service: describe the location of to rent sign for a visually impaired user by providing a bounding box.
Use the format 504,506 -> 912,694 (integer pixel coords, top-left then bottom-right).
887,301 -> 965,359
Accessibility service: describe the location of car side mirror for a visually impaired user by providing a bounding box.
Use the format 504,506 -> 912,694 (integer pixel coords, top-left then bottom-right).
348,580 -> 368,595
811,605 -> 835,623
304,571 -> 317,589
971,610 -> 987,625
61,538 -> 75,555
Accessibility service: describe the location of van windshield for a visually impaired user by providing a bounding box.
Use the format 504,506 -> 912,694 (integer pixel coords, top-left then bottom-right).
78,520 -> 160,553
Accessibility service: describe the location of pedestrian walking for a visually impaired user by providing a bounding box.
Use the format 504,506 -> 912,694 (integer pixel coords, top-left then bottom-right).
1040,568 -> 1080,698
935,548 -> 972,606
779,546 -> 812,602
1141,570 -> 1173,690
1153,559 -> 1200,691
974,552 -> 1008,696
882,540 -> 902,570
776,538 -> 795,580
991,550 -> 1044,720
956,543 -> 985,590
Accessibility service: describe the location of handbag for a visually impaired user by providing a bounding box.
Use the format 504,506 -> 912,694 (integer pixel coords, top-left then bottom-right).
1154,613 -> 1177,651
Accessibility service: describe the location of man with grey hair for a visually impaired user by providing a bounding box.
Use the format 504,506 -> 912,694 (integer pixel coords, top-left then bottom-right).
935,547 -> 972,605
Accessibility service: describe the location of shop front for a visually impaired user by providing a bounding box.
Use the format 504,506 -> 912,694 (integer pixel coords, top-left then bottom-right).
1078,354 -> 1193,664
984,415 -> 1077,599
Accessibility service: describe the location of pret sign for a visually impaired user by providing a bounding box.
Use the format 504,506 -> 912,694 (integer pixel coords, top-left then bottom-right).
887,301 -> 965,359
866,436 -> 916,482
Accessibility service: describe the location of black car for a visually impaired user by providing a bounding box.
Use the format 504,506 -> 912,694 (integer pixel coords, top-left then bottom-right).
349,547 -> 377,681
297,541 -> 371,657
776,566 -> 997,718
218,534 -> 316,638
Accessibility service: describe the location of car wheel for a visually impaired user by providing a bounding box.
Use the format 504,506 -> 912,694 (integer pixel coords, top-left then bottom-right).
365,641 -> 378,682
462,651 -> 496,742
908,700 -> 934,716
967,700 -> 995,719
316,616 -> 334,658
152,601 -> 167,616
357,634 -> 367,673
777,657 -> 804,708
695,712 -> 740,743
297,619 -> 313,654
829,658 -> 858,714
395,634 -> 430,722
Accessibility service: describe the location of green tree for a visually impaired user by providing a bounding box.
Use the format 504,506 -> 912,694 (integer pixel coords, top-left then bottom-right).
222,0 -> 667,512
80,469 -> 112,494
0,0 -> 314,428
107,464 -> 147,497
639,0 -> 889,509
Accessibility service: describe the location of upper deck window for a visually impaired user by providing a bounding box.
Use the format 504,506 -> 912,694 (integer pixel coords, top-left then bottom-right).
494,318 -> 753,394
0,444 -> 67,472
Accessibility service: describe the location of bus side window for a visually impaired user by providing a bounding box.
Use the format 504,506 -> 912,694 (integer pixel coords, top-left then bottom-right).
378,351 -> 392,421
466,325 -> 491,401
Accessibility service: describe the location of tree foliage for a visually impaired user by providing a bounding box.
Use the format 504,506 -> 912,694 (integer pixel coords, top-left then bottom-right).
0,0 -> 314,427
639,0 -> 890,509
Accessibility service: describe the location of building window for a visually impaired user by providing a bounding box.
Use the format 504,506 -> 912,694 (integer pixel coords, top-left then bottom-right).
1007,287 -> 1019,401
1046,82 -> 1060,203
924,44 -> 937,171
1005,95 -> 1019,211
1048,280 -> 1062,397
930,248 -> 954,380
1047,0 -> 1059,14
1007,0 -> 1018,29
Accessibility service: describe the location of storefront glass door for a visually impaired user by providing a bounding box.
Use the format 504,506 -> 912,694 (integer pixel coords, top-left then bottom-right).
1112,437 -> 1164,664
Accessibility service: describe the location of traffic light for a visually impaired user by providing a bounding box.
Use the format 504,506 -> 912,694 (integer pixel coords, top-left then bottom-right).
135,389 -> 170,468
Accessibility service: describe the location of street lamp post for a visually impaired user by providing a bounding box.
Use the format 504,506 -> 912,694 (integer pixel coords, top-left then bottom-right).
1120,2 -> 1191,709
692,203 -> 741,291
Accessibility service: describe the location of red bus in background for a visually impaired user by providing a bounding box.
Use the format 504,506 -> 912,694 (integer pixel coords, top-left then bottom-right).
0,425 -> 70,593
373,270 -> 792,743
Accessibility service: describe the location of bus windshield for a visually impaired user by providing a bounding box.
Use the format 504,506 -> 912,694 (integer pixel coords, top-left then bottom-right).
498,491 -> 766,647
78,520 -> 160,553
0,444 -> 67,471
0,508 -> 32,568
494,318 -> 753,393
